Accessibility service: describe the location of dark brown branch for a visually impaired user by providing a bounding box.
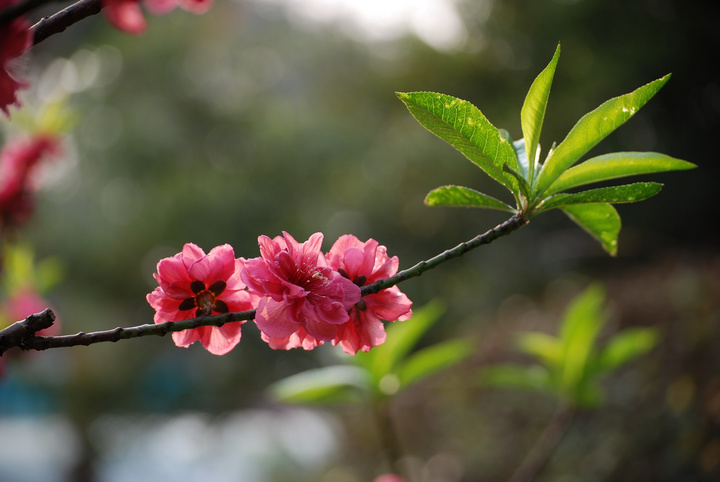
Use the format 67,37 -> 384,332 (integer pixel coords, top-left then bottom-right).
361,213 -> 528,296
0,309 -> 256,354
30,0 -> 102,45
0,308 -> 55,355
0,214 -> 528,355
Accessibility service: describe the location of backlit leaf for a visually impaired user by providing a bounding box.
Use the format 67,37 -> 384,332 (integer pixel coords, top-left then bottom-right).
425,185 -> 515,212
561,203 -> 621,256
538,182 -> 663,212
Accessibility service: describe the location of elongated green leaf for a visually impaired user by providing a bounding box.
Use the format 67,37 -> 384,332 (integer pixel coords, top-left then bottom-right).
558,284 -> 606,392
539,182 -> 663,212
397,92 -> 519,193
562,203 -> 621,256
269,366 -> 370,404
534,74 -> 671,195
397,338 -> 474,388
516,332 -> 563,367
425,185 -> 515,212
482,365 -> 554,392
594,327 -> 659,375
522,43 -> 561,184
513,138 -> 529,178
546,152 -> 696,195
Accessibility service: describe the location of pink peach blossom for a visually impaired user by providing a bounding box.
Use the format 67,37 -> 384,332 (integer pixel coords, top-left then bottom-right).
103,0 -> 214,35
325,235 -> 412,354
0,0 -> 31,115
241,232 -> 361,349
147,243 -> 256,355
0,134 -> 61,230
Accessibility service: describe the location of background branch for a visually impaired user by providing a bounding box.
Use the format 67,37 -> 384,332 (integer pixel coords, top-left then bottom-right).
30,0 -> 102,45
0,214 -> 528,354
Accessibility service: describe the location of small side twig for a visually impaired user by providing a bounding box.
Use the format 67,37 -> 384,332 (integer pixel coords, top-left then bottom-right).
508,404 -> 575,482
30,0 -> 103,45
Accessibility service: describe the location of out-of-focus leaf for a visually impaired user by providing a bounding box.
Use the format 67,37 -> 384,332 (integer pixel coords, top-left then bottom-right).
574,381 -> 604,409
561,203 -> 621,256
482,365 -> 554,392
268,366 -> 369,404
396,91 -> 519,193
425,185 -> 514,212
521,43 -> 560,183
533,74 -> 670,195
397,338 -> 474,389
516,332 -> 563,367
36,258 -> 64,295
558,284 -> 606,392
538,182 -> 663,212
545,152 -> 696,195
594,327 -> 660,375
358,300 -> 446,383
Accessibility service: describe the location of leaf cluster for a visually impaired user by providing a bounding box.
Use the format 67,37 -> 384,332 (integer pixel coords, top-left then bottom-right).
482,284 -> 659,408
268,301 -> 473,404
398,44 -> 695,255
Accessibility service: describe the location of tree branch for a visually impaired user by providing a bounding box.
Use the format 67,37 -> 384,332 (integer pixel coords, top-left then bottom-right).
0,214 -> 528,355
361,213 -> 528,296
30,0 -> 103,45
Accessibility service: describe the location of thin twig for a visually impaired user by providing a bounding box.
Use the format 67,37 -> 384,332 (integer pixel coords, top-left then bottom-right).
0,214 -> 528,355
508,404 -> 575,482
30,0 -> 103,45
361,213 -> 527,296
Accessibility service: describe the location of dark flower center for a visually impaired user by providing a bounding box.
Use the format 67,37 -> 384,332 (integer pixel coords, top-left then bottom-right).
178,280 -> 229,316
337,268 -> 367,287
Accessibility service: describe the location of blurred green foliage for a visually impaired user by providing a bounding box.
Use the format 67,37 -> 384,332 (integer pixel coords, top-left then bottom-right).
483,283 -> 659,408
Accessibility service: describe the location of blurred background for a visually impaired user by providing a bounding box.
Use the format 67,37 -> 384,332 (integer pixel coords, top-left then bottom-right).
1,0 -> 719,480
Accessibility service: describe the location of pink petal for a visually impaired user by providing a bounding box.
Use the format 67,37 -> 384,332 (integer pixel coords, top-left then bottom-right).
103,0 -> 148,35
144,0 -> 177,15
365,287 -> 413,321
177,0 -> 213,14
254,298 -> 299,338
200,322 -> 243,355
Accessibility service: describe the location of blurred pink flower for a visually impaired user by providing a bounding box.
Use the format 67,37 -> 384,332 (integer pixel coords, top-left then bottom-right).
325,235 -> 412,354
374,475 -> 406,482
0,134 -> 61,230
2,286 -> 61,336
241,232 -> 361,349
103,0 -> 214,35
146,243 -> 256,355
0,0 -> 31,115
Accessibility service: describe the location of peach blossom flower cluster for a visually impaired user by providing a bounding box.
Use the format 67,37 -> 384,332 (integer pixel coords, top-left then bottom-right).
147,233 -> 412,355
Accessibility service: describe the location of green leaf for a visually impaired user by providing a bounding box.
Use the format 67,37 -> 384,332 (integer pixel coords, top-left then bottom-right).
513,138 -> 530,178
558,284 -> 607,392
594,327 -> 660,375
357,300 -> 446,382
546,152 -> 696,195
515,332 -> 563,367
538,182 -> 663,212
397,91 -> 519,193
425,185 -> 515,212
268,365 -> 370,404
397,338 -> 474,389
482,365 -> 554,392
522,43 -> 561,184
533,74 -> 671,196
562,203 -> 621,256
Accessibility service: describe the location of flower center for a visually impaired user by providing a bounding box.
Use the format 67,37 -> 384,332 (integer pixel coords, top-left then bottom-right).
178,280 -> 229,316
